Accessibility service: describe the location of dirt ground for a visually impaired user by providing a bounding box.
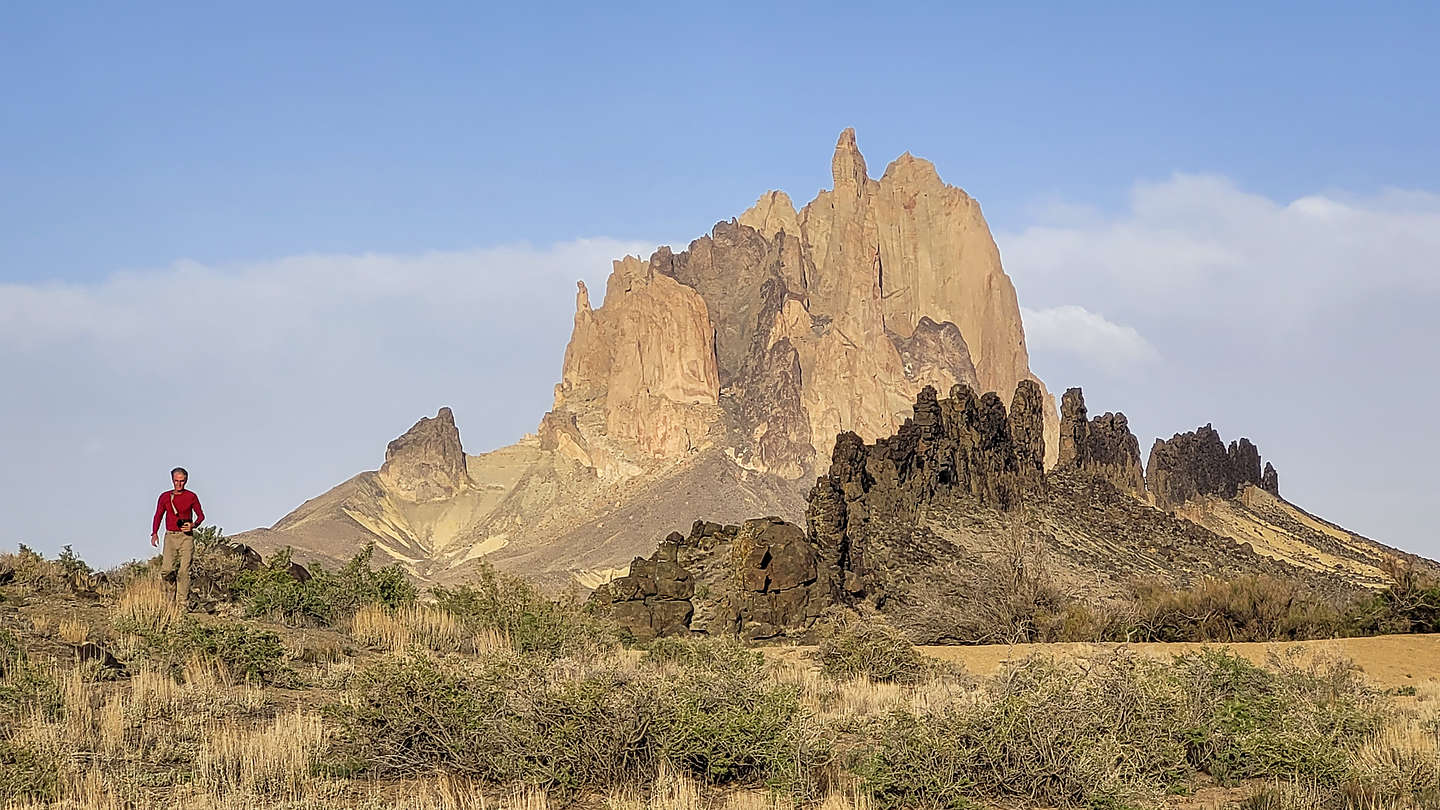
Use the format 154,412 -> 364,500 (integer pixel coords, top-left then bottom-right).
919,633 -> 1440,689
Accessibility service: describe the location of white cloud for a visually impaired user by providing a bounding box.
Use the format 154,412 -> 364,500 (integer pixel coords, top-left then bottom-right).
1021,305 -> 1159,376
1004,175 -> 1440,328
1000,176 -> 1440,558
0,238 -> 655,566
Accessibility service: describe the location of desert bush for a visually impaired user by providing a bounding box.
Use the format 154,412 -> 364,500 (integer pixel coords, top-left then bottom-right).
331,648 -> 823,798
1177,649 -> 1388,785
0,738 -> 60,802
329,652 -> 652,795
234,543 -> 416,626
857,648 -> 1393,809
815,615 -> 931,684
858,652 -> 1191,809
116,615 -> 291,685
1126,576 -> 1347,643
643,635 -> 764,674
1346,563 -> 1440,637
432,564 -> 616,658
0,544 -> 92,592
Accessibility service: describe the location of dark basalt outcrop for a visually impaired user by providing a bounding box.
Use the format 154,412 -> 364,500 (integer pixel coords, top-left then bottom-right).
591,517 -> 838,641
1262,462 -> 1280,496
1055,388 -> 1144,497
596,382 -> 1053,639
1146,424 -> 1280,510
592,385 -> 1416,644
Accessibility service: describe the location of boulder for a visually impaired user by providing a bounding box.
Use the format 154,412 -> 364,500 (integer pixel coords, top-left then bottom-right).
74,642 -> 126,675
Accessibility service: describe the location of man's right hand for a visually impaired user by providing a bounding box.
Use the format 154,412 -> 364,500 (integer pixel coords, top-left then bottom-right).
150,533 -> 159,547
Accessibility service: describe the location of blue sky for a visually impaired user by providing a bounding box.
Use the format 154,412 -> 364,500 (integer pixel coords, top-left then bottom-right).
5,3 -> 1437,282
3,3 -> 1439,564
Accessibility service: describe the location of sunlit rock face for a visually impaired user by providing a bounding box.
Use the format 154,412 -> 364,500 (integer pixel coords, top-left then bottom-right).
244,129 -> 1068,584
549,128 -> 1058,482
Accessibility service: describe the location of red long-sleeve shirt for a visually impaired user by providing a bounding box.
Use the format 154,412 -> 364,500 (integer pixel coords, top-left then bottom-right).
152,490 -> 204,534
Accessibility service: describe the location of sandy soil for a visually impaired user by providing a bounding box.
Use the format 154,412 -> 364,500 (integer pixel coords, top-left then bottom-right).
919,633 -> 1440,689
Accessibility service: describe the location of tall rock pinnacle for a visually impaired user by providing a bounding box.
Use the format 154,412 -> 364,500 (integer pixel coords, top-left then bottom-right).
546,128 -> 1059,478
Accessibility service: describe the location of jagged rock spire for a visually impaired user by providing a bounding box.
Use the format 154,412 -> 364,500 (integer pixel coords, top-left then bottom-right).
379,407 -> 471,503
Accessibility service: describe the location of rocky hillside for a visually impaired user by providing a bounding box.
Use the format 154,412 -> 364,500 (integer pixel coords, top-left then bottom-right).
240,130 -> 1057,584
593,385 -> 1436,642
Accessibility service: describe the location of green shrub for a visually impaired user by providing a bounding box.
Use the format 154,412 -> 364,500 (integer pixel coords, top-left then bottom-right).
654,665 -> 816,790
234,544 -> 416,626
1177,649 -> 1388,785
330,648 -> 823,798
857,649 -> 1389,809
330,652 -> 652,795
432,564 -> 614,658
816,616 -> 932,684
858,653 -> 1189,809
0,739 -> 60,802
1345,564 -> 1440,636
643,635 -> 764,674
116,616 -> 291,684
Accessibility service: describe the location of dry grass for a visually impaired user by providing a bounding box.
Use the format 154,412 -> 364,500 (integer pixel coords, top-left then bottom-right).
194,709 -> 326,796
349,603 -> 508,654
26,615 -> 56,638
110,576 -> 182,635
56,618 -> 88,645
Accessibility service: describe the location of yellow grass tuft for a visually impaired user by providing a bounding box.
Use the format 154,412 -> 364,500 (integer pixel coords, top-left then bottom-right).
28,614 -> 56,637
350,602 -> 507,654
194,709 -> 325,797
57,617 -> 89,645
111,576 -> 182,634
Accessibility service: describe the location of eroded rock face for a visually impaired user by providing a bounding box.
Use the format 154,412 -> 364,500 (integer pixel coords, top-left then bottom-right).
546,128 -> 1059,485
553,257 -> 721,462
798,129 -> 1059,465
1054,388 -> 1144,497
591,517 -> 837,641
1146,424 -> 1280,510
1010,380 -> 1047,491
378,407 -> 471,503
1088,413 -> 1145,497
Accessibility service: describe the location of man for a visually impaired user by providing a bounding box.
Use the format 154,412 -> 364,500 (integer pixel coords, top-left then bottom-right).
150,467 -> 205,609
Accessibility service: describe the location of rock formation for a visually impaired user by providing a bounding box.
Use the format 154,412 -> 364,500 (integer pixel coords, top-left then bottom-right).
378,408 -> 472,503
552,257 -> 721,464
1262,462 -> 1280,496
594,386 -> 1432,643
593,517 -> 837,641
546,128 -> 1057,484
1145,424 -> 1281,510
1054,388 -> 1145,497
238,128 -> 1071,584
249,130 -> 1394,594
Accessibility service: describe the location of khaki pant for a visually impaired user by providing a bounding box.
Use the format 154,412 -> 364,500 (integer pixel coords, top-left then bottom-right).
159,531 -> 194,608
